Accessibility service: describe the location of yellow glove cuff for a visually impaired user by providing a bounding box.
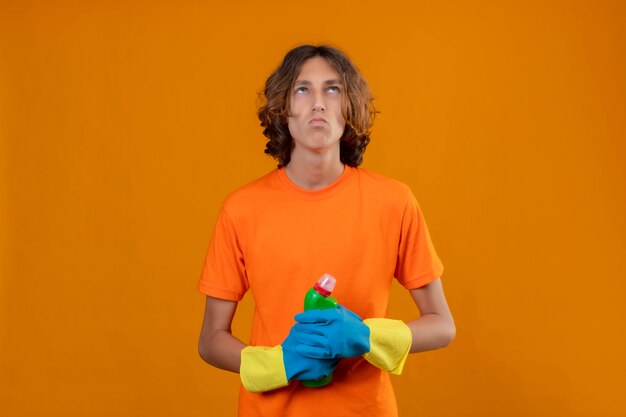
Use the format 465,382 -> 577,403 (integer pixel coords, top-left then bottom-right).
240,345 -> 289,393
363,318 -> 412,375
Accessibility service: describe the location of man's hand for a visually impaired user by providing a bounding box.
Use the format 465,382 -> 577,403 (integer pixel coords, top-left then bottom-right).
293,305 -> 371,359
281,324 -> 340,381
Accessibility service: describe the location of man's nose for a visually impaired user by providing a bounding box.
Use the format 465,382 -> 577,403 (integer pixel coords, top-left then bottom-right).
312,91 -> 326,111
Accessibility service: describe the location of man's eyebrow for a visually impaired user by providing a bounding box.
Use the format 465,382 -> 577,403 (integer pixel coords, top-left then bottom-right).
294,79 -> 343,86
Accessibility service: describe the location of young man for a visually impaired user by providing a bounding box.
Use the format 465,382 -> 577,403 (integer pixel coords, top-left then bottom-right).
198,45 -> 455,417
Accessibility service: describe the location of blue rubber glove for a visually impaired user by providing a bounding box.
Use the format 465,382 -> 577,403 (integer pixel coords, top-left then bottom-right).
281,324 -> 339,381
293,305 -> 371,359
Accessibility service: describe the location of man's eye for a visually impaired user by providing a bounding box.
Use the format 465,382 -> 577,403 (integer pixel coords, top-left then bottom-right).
295,87 -> 307,94
328,86 -> 341,93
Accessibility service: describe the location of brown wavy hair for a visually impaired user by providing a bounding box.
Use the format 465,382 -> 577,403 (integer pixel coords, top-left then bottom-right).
258,44 -> 377,167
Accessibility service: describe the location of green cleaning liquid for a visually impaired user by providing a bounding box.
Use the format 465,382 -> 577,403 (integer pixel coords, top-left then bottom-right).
301,274 -> 338,388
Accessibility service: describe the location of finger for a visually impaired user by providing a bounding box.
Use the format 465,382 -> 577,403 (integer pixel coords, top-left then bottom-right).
296,343 -> 334,359
294,309 -> 335,324
292,323 -> 329,336
293,329 -> 328,347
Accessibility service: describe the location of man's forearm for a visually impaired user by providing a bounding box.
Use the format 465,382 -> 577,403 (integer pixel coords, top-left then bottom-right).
406,313 -> 456,353
198,329 -> 246,373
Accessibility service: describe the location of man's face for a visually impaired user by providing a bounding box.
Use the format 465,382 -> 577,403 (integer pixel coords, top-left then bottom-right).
287,57 -> 346,157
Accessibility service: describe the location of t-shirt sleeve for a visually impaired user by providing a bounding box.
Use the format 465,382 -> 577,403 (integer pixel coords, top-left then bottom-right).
197,204 -> 249,301
394,190 -> 444,289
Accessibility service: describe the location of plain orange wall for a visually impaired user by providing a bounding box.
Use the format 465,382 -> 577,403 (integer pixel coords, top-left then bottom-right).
1,1 -> 625,416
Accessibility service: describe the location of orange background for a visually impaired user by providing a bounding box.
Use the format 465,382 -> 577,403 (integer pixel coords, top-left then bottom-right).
1,1 -> 625,416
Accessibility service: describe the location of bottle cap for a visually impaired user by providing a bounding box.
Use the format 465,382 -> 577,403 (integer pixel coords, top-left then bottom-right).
314,273 -> 336,296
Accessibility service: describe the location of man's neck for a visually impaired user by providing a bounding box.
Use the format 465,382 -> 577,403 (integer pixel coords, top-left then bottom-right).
284,151 -> 344,190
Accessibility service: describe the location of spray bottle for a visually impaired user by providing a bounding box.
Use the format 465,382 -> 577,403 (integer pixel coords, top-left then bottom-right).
301,273 -> 338,388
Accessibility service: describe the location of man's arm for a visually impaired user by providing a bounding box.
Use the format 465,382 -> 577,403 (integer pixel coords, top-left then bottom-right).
198,295 -> 340,392
291,277 -> 456,375
406,277 -> 456,353
198,296 -> 246,373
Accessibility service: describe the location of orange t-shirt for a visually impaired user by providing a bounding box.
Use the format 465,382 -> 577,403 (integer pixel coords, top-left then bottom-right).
198,166 -> 444,417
